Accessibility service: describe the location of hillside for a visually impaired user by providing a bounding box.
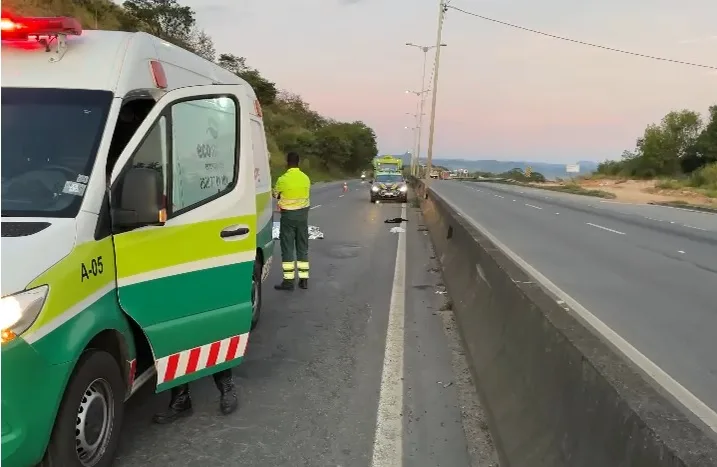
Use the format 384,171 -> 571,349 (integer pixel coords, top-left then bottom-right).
391,152 -> 598,179
2,0 -> 378,182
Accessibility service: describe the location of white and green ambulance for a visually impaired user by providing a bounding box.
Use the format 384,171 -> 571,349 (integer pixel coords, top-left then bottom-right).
1,14 -> 274,467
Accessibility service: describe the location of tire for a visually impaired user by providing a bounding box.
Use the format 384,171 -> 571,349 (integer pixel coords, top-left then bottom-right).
41,350 -> 124,467
250,257 -> 263,330
370,196 -> 375,203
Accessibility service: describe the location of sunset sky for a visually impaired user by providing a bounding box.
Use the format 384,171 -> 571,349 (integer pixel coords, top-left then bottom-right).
182,0 -> 715,163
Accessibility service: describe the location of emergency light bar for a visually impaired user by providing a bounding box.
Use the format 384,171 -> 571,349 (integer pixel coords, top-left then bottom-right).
0,12 -> 82,41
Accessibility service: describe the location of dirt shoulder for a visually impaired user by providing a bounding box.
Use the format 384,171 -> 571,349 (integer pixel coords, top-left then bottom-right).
550,178 -> 717,207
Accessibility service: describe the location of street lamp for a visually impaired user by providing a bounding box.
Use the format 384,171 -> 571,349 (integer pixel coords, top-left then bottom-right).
405,89 -> 431,175
405,42 -> 446,177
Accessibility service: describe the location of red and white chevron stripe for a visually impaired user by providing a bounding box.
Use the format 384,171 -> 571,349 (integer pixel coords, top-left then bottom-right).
155,333 -> 250,385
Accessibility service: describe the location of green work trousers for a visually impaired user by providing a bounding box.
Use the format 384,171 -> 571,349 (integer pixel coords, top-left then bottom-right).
279,207 -> 309,280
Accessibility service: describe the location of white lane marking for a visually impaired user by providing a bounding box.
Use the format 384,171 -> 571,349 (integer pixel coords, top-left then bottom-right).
339,195 -> 345,198
525,203 -> 542,210
555,213 -> 560,215
438,193 -> 717,432
494,195 -> 504,198
683,224 -> 706,231
586,222 -> 625,235
371,203 -> 407,466
513,199 -> 517,202
678,250 -> 686,254
310,205 -> 322,210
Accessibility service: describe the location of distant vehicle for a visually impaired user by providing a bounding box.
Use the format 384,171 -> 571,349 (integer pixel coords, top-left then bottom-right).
373,155 -> 403,173
370,172 -> 408,203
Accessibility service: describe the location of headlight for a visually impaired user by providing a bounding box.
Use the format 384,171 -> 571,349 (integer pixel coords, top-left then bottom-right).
371,185 -> 379,192
399,185 -> 408,192
1,285 -> 48,343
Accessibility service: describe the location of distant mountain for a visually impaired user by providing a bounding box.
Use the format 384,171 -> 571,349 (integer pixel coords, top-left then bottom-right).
388,153 -> 598,180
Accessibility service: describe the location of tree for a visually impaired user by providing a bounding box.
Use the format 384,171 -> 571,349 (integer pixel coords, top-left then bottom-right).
123,0 -> 195,44
682,106 -> 717,173
186,28 -> 215,61
216,53 -> 277,106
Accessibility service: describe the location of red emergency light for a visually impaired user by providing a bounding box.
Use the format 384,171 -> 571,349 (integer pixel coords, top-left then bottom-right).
1,12 -> 82,41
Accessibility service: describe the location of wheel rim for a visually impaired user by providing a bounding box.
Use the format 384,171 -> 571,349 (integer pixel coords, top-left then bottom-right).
251,275 -> 259,320
75,378 -> 115,466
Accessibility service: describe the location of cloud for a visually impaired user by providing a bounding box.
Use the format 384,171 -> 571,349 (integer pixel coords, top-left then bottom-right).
340,0 -> 363,4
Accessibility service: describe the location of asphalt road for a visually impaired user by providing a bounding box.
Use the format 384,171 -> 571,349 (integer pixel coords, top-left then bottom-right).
431,180 -> 717,415
113,180 -> 497,467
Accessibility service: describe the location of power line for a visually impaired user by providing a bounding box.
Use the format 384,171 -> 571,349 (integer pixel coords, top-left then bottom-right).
447,5 -> 717,70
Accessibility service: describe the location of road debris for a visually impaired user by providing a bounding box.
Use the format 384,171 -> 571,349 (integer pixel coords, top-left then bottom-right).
272,222 -> 325,240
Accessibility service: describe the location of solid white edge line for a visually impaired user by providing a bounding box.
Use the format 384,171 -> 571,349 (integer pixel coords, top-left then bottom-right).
310,204 -> 322,210
370,202 -> 407,467
436,190 -> 717,432
586,222 -> 625,235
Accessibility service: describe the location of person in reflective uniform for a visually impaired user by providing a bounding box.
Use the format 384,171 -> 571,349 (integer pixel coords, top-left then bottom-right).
273,151 -> 311,290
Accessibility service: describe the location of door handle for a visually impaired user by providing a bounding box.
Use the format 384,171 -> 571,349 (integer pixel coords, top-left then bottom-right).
220,226 -> 250,238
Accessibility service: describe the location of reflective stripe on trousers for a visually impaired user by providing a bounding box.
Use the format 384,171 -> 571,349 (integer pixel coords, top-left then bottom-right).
297,261 -> 309,279
282,261 -> 310,280
282,261 -> 295,280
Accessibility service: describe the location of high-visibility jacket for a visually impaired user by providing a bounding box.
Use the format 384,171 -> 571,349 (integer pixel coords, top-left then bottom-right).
273,167 -> 311,210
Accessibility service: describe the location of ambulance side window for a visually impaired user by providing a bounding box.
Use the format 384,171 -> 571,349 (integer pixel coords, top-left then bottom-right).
169,96 -> 238,214
107,98 -> 156,177
116,116 -> 168,204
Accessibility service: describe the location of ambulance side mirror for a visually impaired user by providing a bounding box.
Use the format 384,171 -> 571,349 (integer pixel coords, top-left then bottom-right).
112,167 -> 165,229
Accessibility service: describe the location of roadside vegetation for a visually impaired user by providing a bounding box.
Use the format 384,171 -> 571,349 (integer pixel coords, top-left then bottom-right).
469,168 -> 617,199
593,106 -> 717,199
4,0 -> 379,182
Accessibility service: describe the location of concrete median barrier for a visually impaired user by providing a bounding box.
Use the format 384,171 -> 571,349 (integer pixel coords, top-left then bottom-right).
414,180 -> 717,467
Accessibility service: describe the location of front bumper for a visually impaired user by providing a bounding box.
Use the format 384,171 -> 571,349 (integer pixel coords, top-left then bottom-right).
2,338 -> 71,467
371,189 -> 407,200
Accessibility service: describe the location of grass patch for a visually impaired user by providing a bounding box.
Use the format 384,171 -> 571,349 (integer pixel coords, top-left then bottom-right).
541,183 -> 617,199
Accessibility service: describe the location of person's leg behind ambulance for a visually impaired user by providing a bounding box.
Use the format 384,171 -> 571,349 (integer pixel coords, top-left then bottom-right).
153,368 -> 238,424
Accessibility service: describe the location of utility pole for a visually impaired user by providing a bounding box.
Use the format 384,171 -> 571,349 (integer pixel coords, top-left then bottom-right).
425,0 -> 447,183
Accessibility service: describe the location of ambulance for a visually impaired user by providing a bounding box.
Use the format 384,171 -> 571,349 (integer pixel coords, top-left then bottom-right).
1,13 -> 275,467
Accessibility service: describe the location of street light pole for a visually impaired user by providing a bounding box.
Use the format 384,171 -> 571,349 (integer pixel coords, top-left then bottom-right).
405,41 -> 446,179
415,48 -> 428,178
425,0 -> 448,182
405,89 -> 430,175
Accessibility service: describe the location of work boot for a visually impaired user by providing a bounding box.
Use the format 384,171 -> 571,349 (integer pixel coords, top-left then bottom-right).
298,278 -> 308,289
152,384 -> 193,424
215,372 -> 238,415
274,280 -> 294,291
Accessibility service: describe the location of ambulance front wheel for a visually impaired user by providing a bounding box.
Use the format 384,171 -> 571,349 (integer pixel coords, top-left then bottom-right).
42,350 -> 125,467
250,257 -> 263,330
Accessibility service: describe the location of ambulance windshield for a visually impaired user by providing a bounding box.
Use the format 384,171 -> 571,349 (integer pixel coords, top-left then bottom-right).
375,174 -> 404,183
1,88 -> 112,218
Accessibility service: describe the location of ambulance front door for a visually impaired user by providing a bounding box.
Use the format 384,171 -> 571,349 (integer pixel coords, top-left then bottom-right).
109,85 -> 257,391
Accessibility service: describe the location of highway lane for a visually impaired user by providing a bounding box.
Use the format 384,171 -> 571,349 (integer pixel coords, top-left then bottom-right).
431,180 -> 717,416
114,181 -> 496,466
